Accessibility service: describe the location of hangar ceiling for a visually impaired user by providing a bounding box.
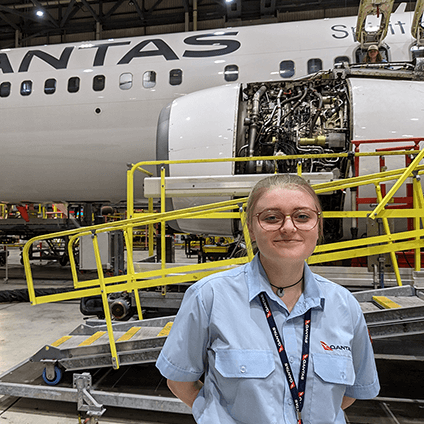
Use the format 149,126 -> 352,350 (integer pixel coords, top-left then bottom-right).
0,0 -> 416,49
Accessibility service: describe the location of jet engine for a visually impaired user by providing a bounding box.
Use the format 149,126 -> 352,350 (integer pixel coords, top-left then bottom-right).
157,65 -> 424,241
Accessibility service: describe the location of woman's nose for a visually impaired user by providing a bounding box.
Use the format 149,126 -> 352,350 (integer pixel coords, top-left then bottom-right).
280,215 -> 297,232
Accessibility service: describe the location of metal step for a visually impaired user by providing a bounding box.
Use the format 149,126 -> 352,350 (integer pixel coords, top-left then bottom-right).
353,285 -> 424,356
30,316 -> 175,372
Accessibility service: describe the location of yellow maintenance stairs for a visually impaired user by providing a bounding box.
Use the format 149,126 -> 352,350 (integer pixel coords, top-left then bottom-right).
0,142 -> 424,418
21,143 -> 424,370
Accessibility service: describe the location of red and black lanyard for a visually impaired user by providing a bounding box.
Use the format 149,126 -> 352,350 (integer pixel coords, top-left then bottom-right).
259,292 -> 311,424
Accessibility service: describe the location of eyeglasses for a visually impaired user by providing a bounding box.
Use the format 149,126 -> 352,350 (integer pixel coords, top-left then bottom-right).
255,208 -> 321,232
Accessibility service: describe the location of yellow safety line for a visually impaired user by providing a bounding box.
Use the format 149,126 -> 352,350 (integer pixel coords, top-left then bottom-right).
372,296 -> 401,309
51,335 -> 72,347
157,322 -> 173,337
78,331 -> 106,347
117,327 -> 142,342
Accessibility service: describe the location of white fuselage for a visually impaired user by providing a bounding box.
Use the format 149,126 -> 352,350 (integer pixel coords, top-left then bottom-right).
0,9 -> 416,204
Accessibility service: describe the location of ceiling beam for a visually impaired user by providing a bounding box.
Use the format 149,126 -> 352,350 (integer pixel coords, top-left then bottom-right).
79,0 -> 101,23
131,0 -> 146,21
60,0 -> 78,27
0,11 -> 20,31
103,0 -> 126,21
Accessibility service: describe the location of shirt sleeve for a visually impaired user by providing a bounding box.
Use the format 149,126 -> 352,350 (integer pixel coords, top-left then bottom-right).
344,300 -> 380,399
156,284 -> 210,382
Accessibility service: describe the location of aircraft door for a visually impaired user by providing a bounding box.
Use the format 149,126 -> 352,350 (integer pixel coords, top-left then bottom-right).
355,45 -> 389,63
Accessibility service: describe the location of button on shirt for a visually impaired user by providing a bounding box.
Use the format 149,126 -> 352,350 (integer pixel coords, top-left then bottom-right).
156,255 -> 380,424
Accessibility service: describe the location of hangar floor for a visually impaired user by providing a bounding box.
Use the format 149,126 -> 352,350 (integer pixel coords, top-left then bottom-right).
0,246 -> 423,423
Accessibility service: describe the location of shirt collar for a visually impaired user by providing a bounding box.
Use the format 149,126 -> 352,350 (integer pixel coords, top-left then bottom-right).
245,254 -> 324,314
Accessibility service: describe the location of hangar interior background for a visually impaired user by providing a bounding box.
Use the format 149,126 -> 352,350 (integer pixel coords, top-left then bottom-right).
0,0 -> 416,49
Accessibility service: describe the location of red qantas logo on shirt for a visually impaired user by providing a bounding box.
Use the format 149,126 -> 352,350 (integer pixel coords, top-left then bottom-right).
320,341 -> 333,351
320,341 -> 351,352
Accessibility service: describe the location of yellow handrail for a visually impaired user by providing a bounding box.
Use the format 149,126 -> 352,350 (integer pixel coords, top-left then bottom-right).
23,148 -> 424,370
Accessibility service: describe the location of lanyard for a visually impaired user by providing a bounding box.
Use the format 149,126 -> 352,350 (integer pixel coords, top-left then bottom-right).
259,292 -> 311,424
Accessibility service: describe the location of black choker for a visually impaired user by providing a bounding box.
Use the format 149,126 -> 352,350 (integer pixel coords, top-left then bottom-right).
270,274 -> 304,297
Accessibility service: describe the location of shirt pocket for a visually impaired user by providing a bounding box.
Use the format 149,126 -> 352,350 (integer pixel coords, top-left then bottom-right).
312,352 -> 355,385
215,349 -> 275,378
307,352 -> 356,423
213,349 -> 276,423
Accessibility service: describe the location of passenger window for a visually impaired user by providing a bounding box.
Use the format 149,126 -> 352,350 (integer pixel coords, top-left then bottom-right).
169,69 -> 182,86
119,73 -> 133,90
279,60 -> 295,78
411,45 -> 424,60
143,71 -> 156,88
68,77 -> 80,93
44,78 -> 56,95
20,80 -> 32,96
93,75 -> 106,91
307,58 -> 322,74
224,64 -> 239,82
0,82 -> 11,98
334,56 -> 350,66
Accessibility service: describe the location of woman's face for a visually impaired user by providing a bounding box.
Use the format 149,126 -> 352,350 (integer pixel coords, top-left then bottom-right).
249,187 -> 320,267
368,49 -> 378,61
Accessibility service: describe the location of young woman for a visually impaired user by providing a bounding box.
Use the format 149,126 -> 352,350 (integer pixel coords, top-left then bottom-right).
156,174 -> 380,424
363,45 -> 385,63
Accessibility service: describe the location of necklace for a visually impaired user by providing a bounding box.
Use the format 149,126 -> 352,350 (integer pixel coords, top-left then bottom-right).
269,274 -> 304,297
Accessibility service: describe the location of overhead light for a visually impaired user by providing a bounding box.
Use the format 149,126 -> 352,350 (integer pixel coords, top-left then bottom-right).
128,0 -> 134,5
225,0 -> 234,3
36,10 -> 44,17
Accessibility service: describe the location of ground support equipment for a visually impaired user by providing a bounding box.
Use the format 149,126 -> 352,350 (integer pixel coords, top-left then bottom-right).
354,284 -> 424,357
0,315 -> 191,419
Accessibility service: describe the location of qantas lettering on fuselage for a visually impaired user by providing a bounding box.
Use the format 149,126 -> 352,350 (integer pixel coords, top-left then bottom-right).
0,32 -> 241,74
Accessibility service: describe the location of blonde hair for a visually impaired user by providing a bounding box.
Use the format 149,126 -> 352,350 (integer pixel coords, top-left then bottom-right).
246,174 -> 323,238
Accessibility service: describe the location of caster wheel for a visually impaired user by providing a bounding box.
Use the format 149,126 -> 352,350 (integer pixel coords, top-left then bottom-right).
42,365 -> 63,385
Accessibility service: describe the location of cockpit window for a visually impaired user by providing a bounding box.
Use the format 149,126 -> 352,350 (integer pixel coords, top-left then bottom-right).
143,71 -> 156,88
0,82 -> 11,98
224,64 -> 239,82
279,60 -> 295,78
307,58 -> 322,74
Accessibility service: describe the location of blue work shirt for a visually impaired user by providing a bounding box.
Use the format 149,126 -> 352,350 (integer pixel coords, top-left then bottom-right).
156,254 -> 380,424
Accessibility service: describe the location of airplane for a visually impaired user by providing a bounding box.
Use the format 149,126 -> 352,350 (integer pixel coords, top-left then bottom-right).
0,0 -> 423,240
